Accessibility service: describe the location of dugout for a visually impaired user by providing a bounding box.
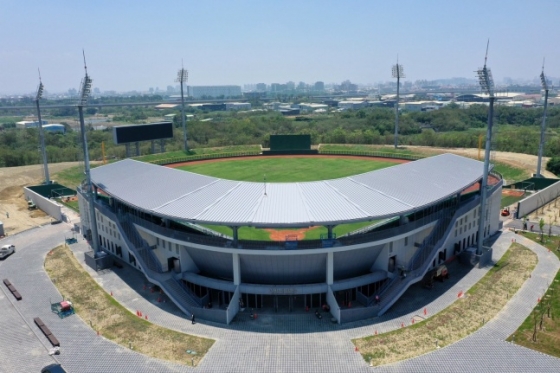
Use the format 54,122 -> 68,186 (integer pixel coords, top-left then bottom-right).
263,134 -> 317,155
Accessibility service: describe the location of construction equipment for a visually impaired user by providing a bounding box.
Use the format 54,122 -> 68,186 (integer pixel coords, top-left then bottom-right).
501,207 -> 510,217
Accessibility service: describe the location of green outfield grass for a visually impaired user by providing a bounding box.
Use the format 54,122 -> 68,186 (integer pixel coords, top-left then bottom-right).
180,156 -> 397,240
501,194 -> 526,208
176,157 -> 399,182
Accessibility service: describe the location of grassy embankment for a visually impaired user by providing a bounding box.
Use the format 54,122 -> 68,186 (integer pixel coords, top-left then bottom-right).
507,232 -> 560,358
353,244 -> 536,366
45,245 -> 214,366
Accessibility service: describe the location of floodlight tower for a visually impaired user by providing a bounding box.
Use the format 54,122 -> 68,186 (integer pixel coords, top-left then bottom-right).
392,58 -> 405,148
536,60 -> 550,177
35,69 -> 50,184
176,64 -> 188,152
476,41 -> 495,255
78,51 -> 99,254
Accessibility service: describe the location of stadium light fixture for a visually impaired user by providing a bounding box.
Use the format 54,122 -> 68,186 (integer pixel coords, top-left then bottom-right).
176,64 -> 189,152
475,40 -> 495,256
35,69 -> 50,184
392,58 -> 405,148
536,60 -> 550,177
77,50 -> 100,255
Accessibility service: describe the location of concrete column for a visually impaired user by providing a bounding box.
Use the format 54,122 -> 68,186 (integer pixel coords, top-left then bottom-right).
233,253 -> 241,285
326,251 -> 334,285
135,142 -> 140,157
326,225 -> 334,239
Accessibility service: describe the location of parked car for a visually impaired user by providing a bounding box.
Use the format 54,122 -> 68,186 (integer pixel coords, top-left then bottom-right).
41,364 -> 67,373
0,244 -> 15,259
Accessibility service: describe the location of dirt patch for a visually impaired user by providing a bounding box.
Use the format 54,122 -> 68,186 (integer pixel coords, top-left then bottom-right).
265,226 -> 321,241
398,145 -> 557,179
166,154 -> 410,168
503,189 -> 525,197
0,162 -> 81,236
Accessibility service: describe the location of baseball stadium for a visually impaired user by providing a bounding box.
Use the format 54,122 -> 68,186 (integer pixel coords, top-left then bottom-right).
77,139 -> 502,325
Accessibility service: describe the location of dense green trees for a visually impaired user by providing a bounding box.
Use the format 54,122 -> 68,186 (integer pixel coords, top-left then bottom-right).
0,103 -> 559,168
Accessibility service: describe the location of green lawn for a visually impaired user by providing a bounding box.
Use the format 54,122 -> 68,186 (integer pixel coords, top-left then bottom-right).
202,220 -> 379,241
176,157 -> 398,182
507,232 -> 560,358
493,162 -> 530,183
501,194 -> 526,208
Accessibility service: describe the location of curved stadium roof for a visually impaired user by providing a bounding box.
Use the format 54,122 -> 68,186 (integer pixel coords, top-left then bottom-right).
90,154 -> 485,228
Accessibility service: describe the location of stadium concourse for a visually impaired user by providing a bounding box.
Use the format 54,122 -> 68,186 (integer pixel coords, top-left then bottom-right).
78,153 -> 503,324
1,207 -> 560,372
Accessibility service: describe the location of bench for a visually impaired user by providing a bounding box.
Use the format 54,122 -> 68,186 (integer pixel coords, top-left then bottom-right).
34,317 -> 60,347
3,278 -> 22,301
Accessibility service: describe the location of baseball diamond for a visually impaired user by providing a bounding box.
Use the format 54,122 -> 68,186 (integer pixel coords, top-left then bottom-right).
78,153 -> 503,324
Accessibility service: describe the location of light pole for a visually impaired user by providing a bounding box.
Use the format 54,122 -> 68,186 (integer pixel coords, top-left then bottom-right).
176,66 -> 188,152
536,61 -> 550,177
476,42 -> 495,255
35,70 -> 50,184
392,60 -> 405,149
78,53 -> 99,254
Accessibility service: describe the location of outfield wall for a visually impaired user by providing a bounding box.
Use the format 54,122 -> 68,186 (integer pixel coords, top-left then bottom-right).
516,179 -> 560,218
23,187 -> 62,221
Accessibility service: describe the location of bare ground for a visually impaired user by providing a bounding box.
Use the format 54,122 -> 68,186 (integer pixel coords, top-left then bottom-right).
396,145 -> 557,179
0,162 -> 82,237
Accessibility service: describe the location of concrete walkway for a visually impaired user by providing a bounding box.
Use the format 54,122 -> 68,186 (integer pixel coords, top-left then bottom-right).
1,210 -> 560,372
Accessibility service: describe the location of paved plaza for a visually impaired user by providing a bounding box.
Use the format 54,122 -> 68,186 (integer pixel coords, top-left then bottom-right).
1,210 -> 560,372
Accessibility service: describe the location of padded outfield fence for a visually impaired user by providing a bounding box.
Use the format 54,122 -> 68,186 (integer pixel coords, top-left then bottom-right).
145,151 -> 262,166
145,149 -> 424,167
318,149 -> 424,161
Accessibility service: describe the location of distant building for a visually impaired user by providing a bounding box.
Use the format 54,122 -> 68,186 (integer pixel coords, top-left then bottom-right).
42,124 -> 66,134
314,81 -> 325,91
155,103 -> 179,110
256,83 -> 267,92
279,108 -> 300,116
16,120 -> 47,129
402,101 -> 443,112
225,102 -> 252,111
190,86 -> 242,98
298,103 -> 328,113
338,101 -> 367,110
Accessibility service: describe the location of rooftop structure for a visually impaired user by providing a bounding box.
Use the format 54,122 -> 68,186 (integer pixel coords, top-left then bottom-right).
91,154 -> 486,228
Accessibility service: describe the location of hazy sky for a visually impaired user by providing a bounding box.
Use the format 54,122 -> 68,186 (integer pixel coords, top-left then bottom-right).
1,0 -> 559,95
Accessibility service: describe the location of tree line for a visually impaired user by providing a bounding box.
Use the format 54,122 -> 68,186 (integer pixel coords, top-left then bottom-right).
0,104 -> 559,169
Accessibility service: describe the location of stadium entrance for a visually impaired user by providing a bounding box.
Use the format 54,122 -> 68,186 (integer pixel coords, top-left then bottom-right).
240,292 -> 327,314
